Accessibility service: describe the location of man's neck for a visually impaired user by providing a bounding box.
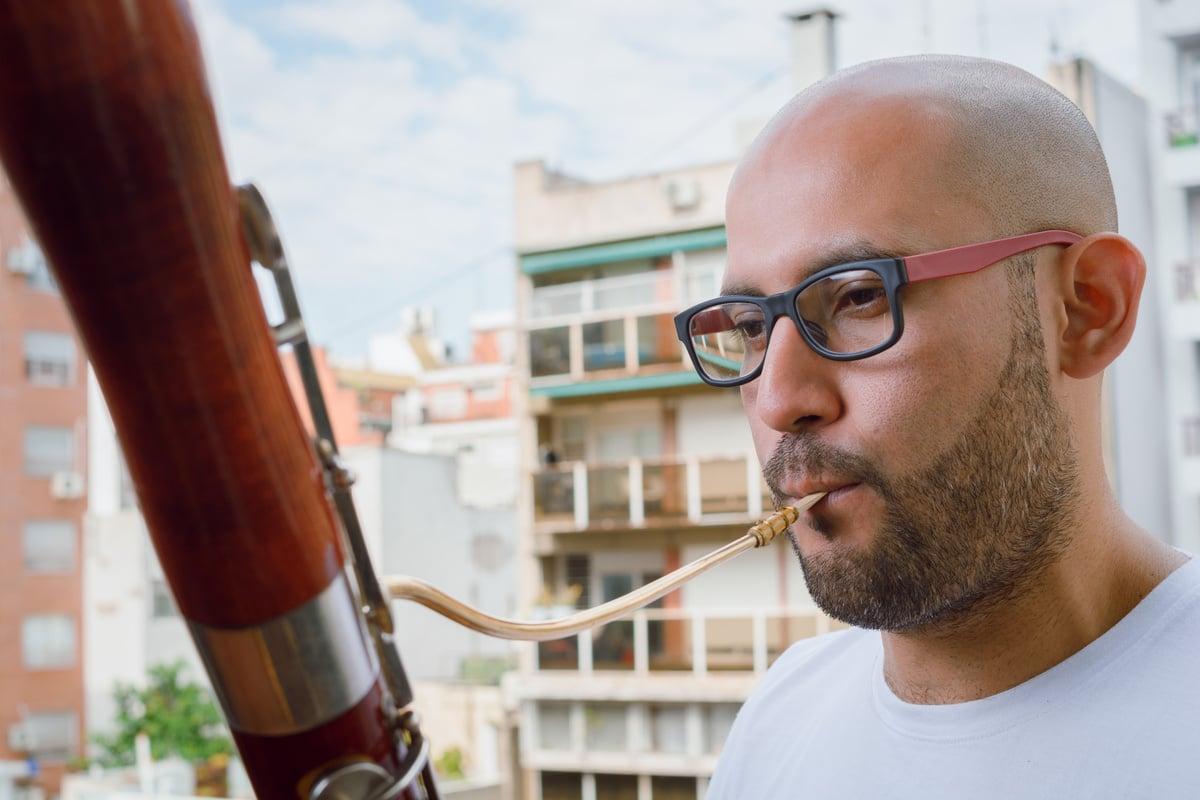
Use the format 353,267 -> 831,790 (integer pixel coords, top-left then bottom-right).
878,519 -> 1186,705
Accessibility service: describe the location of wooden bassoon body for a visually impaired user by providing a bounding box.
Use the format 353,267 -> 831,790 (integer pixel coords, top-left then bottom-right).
0,4 -> 433,798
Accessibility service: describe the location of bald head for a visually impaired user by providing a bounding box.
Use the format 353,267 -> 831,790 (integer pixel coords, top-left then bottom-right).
741,54 -> 1117,239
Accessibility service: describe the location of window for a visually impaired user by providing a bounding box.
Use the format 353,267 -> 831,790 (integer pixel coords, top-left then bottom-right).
23,425 -> 74,477
21,710 -> 78,761
651,776 -> 697,800
22,520 -> 76,573
22,614 -> 76,669
150,579 -> 178,618
6,238 -> 57,292
541,772 -> 582,800
595,774 -> 637,800
23,331 -> 75,387
530,326 -> 571,377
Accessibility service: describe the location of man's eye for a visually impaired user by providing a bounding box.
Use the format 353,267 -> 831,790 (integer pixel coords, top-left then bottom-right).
732,317 -> 766,341
833,283 -> 887,315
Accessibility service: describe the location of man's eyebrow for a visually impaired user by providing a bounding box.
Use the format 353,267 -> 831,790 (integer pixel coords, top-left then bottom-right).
719,243 -> 903,296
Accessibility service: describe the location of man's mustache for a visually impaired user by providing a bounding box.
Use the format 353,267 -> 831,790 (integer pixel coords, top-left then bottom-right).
763,435 -> 887,506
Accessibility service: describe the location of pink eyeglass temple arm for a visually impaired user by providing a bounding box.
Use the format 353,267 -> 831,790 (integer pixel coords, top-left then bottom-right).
903,230 -> 1082,282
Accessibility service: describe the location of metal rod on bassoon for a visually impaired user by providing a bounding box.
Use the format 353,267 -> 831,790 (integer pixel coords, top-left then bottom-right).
383,493 -> 825,641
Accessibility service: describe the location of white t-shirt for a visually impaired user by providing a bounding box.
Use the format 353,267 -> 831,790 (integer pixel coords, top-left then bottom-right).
708,556 -> 1200,799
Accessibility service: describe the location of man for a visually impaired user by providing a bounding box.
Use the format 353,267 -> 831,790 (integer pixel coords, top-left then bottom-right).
674,55 -> 1200,798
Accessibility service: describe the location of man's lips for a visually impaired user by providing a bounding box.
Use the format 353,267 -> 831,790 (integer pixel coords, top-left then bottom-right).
782,482 -> 862,513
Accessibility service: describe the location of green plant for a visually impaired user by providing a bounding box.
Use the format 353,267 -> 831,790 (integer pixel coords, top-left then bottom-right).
91,661 -> 232,768
434,746 -> 466,781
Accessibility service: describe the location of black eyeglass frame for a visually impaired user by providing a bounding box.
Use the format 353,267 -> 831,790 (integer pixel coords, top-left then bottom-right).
673,258 -> 910,388
673,229 -> 1084,388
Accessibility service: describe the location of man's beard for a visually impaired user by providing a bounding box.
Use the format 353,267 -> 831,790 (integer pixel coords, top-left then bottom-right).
765,279 -> 1080,632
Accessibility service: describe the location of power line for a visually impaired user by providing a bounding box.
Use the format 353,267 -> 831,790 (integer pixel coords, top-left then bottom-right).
636,63 -> 788,173
319,243 -> 512,344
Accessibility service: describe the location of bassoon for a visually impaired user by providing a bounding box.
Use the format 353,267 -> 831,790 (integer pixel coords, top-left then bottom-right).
0,3 -> 435,798
0,3 -> 822,798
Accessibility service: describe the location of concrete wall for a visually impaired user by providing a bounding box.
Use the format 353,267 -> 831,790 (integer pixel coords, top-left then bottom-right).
514,160 -> 735,254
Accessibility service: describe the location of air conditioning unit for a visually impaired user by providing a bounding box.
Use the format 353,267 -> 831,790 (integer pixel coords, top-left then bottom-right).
665,178 -> 701,211
7,722 -> 35,753
49,470 -> 85,500
6,240 -> 41,275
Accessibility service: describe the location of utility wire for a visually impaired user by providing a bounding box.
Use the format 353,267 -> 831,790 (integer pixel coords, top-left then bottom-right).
320,243 -> 512,344
636,63 -> 788,173
319,63 -> 787,343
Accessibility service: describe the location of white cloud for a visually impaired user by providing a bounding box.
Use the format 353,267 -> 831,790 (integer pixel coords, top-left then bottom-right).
186,0 -> 1141,358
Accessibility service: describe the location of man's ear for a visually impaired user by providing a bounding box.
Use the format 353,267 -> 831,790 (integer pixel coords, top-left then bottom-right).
1052,233 -> 1145,379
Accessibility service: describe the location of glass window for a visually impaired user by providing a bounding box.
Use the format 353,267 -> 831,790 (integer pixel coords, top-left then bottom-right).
22,710 -> 78,762
530,327 -> 571,377
541,771 -> 583,800
595,773 -> 637,800
636,313 -> 682,368
6,238 -> 57,292
651,776 -> 697,800
150,579 -> 178,618
22,614 -> 76,669
22,520 -> 76,573
582,319 -> 625,372
23,331 -> 75,386
23,425 -> 74,477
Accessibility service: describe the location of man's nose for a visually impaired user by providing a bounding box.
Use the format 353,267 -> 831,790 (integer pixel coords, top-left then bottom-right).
745,316 -> 841,434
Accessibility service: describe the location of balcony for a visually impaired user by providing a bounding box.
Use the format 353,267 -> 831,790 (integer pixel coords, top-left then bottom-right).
1163,109 -> 1200,186
532,453 -> 770,532
534,606 -> 844,676
1175,260 -> 1200,339
527,260 -> 722,394
1167,107 -> 1200,149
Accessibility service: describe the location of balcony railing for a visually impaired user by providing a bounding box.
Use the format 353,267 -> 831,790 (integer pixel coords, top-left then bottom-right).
1185,416 -> 1200,458
529,261 -> 723,322
1177,260 -> 1200,303
535,606 -> 845,675
532,454 -> 771,530
1167,107 -> 1200,148
529,310 -> 688,381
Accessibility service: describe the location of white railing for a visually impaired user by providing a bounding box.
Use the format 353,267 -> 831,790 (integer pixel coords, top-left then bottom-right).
1167,106 -> 1200,148
1185,416 -> 1200,458
534,606 -> 843,675
1177,260 -> 1200,303
528,310 -> 687,381
529,259 -> 723,323
533,453 -> 768,529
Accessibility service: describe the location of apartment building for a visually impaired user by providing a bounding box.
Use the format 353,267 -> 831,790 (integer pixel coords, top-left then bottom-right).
1,173 -> 89,797
1045,58 -> 1173,542
507,155 -> 847,800
1142,0 -> 1200,549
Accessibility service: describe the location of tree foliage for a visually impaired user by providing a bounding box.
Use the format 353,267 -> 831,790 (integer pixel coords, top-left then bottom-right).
91,661 -> 233,768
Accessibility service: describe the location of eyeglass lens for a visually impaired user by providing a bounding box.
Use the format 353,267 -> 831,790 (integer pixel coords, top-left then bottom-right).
686,267 -> 896,382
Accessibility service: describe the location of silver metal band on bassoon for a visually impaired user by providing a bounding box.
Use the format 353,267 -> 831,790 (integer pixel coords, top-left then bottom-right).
188,573 -> 379,736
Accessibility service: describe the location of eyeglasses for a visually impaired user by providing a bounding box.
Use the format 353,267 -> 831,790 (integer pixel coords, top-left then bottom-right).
674,229 -> 1082,387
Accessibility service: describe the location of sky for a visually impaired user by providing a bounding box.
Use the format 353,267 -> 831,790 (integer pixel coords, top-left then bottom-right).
187,0 -> 1143,363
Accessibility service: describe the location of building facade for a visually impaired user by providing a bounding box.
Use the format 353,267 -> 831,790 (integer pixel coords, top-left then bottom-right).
1142,0 -> 1200,549
507,157 -> 845,800
1,172 -> 89,797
